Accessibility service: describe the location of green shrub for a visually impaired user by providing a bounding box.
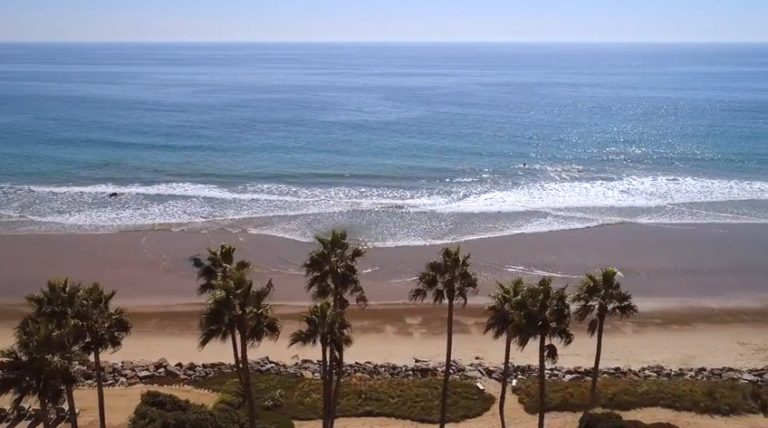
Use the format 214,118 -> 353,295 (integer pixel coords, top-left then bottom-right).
128,391 -> 220,428
194,372 -> 494,423
514,378 -> 762,416
263,389 -> 286,410
579,412 -> 679,428
215,380 -> 294,428
129,390 -> 267,428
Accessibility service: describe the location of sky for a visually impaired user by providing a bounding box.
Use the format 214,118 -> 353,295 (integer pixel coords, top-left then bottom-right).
1,0 -> 767,43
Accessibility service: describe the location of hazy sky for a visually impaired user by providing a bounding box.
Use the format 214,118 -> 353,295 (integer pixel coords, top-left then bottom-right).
1,0 -> 767,42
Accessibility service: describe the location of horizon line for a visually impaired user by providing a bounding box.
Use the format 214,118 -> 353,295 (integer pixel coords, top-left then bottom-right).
2,39 -> 768,45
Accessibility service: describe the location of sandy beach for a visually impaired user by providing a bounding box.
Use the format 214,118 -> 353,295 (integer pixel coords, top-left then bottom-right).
1,223 -> 767,368
1,302 -> 768,369
1,223 -> 767,426
1,223 -> 767,304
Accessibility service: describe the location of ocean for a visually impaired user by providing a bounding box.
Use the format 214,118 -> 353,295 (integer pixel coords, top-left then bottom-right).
0,43 -> 767,246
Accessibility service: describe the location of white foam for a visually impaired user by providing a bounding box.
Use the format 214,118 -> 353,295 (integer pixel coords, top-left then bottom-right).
430,176 -> 768,213
2,175 -> 768,244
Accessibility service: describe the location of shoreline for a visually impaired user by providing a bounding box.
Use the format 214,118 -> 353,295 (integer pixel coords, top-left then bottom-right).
0,222 -> 767,304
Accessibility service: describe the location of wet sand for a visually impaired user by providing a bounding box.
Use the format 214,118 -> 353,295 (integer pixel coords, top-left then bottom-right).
0,223 -> 767,304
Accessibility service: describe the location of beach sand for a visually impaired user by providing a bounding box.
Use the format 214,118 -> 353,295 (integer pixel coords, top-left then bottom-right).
1,223 -> 767,426
0,223 -> 767,304
1,303 -> 767,368
1,223 -> 767,368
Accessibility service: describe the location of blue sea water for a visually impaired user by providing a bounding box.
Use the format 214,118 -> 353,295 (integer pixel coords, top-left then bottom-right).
0,43 -> 767,245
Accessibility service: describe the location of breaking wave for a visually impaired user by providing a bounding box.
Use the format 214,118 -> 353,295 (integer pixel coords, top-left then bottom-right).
1,175 -> 767,245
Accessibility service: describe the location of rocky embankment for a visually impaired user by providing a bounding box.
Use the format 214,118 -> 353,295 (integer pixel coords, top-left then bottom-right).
75,357 -> 768,388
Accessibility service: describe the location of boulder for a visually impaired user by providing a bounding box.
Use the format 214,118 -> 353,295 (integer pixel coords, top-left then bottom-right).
136,370 -> 153,380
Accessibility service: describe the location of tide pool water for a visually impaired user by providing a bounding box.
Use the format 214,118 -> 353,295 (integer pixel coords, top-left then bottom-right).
0,43 -> 766,245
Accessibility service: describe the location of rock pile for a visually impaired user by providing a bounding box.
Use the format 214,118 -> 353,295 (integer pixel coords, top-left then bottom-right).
70,357 -> 768,388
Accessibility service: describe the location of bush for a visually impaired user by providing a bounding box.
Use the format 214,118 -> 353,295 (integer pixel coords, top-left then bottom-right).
194,372 -> 495,423
263,389 -> 286,410
129,391 -> 219,428
129,391 -> 259,428
579,412 -> 679,428
514,378 -> 763,416
216,380 -> 295,428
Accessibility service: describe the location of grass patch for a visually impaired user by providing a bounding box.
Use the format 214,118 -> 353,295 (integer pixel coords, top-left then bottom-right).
514,378 -> 768,416
194,372 -> 495,423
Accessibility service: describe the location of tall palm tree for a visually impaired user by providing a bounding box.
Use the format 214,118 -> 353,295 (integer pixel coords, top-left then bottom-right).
513,277 -> 574,428
0,318 -> 68,428
303,229 -> 366,428
192,244 -> 251,376
483,278 -> 526,428
228,275 -> 281,428
409,246 -> 478,428
26,279 -> 87,428
289,302 -> 352,428
77,284 -> 132,428
572,267 -> 638,413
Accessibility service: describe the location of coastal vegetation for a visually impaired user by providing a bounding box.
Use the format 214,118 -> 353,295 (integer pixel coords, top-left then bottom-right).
2,229 -> 766,428
128,390 -> 245,428
579,412 -> 679,428
192,244 -> 251,383
572,267 -> 639,416
192,371 -> 494,424
191,244 -> 281,428
514,378 -> 768,417
518,277 -> 575,428
0,279 -> 131,428
409,246 -> 479,428
299,229 -> 367,428
483,278 -> 526,428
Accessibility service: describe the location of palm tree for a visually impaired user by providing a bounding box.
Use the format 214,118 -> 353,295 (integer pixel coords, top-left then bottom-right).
572,267 -> 638,413
483,278 -> 526,428
409,246 -> 478,428
289,302 -> 352,428
0,317 -> 68,428
513,277 -> 574,428
26,279 -> 87,428
192,244 -> 251,376
77,284 -> 132,428
303,229 -> 366,428
229,275 -> 281,428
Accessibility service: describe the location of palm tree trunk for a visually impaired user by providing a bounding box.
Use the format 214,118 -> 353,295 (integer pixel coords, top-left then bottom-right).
229,326 -> 243,384
239,331 -> 257,428
498,333 -> 513,428
538,335 -> 546,428
328,295 -> 340,428
330,346 -> 344,428
440,299 -> 454,428
94,350 -> 107,428
65,384 -> 79,428
589,316 -> 605,410
326,346 -> 336,427
39,394 -> 52,428
321,342 -> 330,428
